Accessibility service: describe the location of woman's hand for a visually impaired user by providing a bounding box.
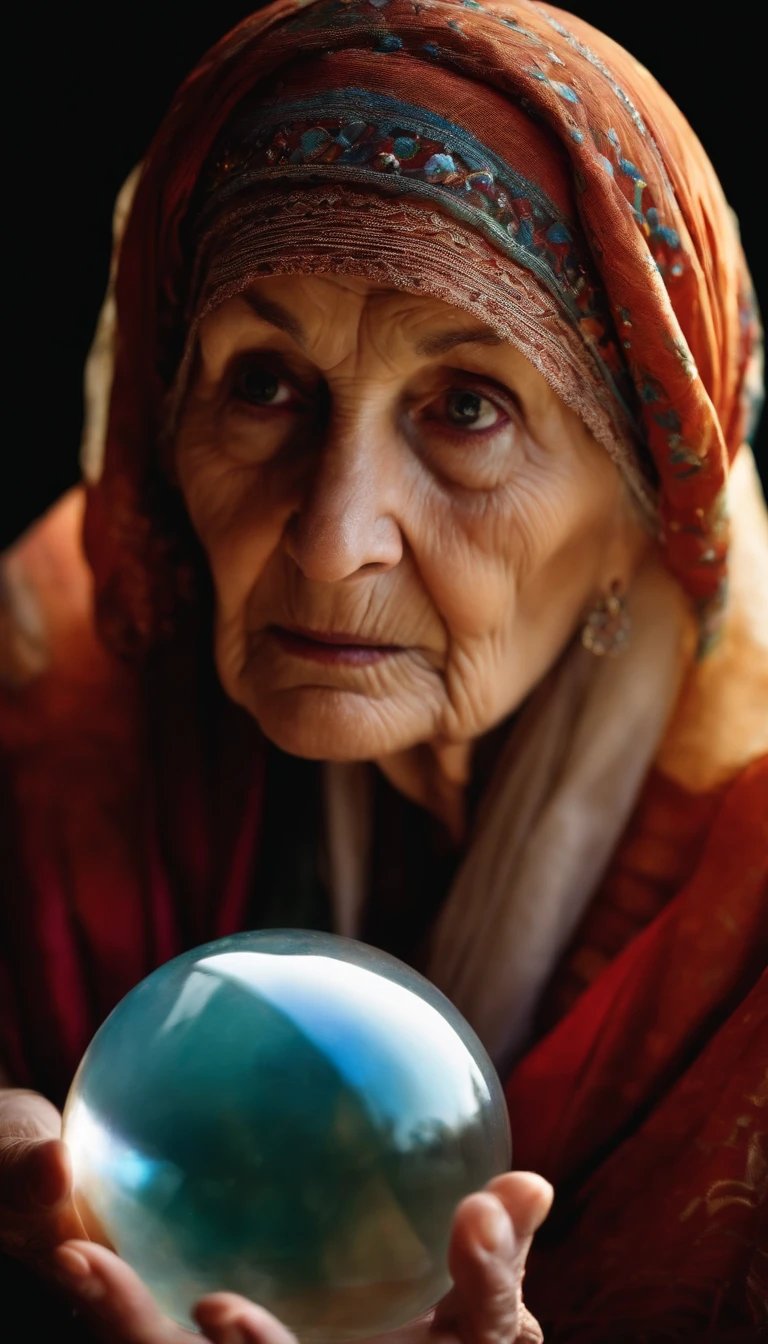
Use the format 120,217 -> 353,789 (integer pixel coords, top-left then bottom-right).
1,1087 -> 551,1343
0,1088 -> 85,1258
427,1171 -> 552,1344
49,1170 -> 552,1344
0,1088 -> 280,1343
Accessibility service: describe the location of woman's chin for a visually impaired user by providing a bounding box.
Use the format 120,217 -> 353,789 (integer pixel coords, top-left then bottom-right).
243,684 -> 432,762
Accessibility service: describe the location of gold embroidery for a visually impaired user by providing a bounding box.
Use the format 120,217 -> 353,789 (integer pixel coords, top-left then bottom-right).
705,1133 -> 768,1217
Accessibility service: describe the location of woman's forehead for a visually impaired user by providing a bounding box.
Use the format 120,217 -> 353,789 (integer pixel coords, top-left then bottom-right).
231,273 -> 503,340
244,271 -> 471,317
202,274 -> 516,370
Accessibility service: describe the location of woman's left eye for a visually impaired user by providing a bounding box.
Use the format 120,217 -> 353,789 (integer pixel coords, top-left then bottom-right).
233,366 -> 294,407
443,389 -> 504,431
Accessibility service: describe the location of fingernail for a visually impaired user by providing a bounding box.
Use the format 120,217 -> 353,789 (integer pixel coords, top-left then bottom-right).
477,1200 -> 509,1253
53,1246 -> 106,1302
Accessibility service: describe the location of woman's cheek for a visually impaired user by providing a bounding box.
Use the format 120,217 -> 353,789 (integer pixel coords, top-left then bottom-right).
411,478 -> 538,646
208,491 -> 284,620
176,445 -> 282,638
216,411 -> 290,467
417,468 -> 605,735
179,413 -> 278,547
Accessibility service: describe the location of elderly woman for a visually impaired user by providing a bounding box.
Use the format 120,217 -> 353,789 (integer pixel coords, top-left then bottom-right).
1,1 -> 766,1340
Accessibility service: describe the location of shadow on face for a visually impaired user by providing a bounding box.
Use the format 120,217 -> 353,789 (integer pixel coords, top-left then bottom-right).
174,273 -> 649,762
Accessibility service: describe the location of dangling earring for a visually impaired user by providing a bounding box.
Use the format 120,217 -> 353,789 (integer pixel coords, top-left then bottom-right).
581,581 -> 631,657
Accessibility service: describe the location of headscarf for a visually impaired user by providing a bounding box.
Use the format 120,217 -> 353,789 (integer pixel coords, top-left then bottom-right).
83,0 -> 761,663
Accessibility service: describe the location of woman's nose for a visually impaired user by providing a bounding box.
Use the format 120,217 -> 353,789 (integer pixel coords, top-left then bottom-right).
283,422 -> 403,582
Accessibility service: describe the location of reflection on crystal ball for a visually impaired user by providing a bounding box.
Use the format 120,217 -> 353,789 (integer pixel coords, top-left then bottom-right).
63,930 -> 511,1340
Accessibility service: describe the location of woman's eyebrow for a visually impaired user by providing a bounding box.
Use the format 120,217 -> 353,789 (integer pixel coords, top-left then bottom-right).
240,290 -> 305,345
414,326 -> 503,356
237,292 -> 502,359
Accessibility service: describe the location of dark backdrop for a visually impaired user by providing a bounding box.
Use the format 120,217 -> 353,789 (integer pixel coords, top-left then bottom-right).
5,3 -> 763,550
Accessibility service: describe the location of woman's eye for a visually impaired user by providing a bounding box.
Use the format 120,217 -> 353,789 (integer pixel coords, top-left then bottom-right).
233,366 -> 294,407
444,390 -> 504,431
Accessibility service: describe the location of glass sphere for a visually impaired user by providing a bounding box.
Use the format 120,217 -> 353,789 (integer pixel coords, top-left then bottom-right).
63,930 -> 511,1340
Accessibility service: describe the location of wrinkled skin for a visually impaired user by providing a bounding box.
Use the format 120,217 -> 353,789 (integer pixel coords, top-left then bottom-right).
175,274 -> 649,829
2,275 -> 651,1340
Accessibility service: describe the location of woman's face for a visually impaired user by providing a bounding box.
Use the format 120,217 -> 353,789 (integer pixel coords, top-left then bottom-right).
175,273 -> 647,760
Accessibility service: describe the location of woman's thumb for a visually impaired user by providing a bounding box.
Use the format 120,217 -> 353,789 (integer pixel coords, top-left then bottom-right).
0,1091 -> 69,1217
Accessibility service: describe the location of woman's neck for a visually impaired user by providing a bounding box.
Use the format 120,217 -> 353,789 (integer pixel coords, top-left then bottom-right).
374,738 -> 474,843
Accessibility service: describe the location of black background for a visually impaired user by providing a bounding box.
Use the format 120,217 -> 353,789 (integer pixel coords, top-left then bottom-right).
5,3 -> 763,549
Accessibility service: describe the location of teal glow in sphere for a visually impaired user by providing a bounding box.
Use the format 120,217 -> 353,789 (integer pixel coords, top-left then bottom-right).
63,930 -> 511,1340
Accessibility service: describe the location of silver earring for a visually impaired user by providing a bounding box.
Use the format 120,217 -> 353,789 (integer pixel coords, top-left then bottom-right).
581,582 -> 631,657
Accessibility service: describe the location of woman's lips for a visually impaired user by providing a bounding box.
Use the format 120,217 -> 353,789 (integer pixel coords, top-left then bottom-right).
269,625 -> 404,667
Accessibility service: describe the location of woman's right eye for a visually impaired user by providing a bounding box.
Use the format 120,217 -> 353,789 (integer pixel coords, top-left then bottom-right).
232,365 -> 296,408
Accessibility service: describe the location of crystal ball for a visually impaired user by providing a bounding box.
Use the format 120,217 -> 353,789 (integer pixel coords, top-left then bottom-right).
63,930 -> 511,1340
